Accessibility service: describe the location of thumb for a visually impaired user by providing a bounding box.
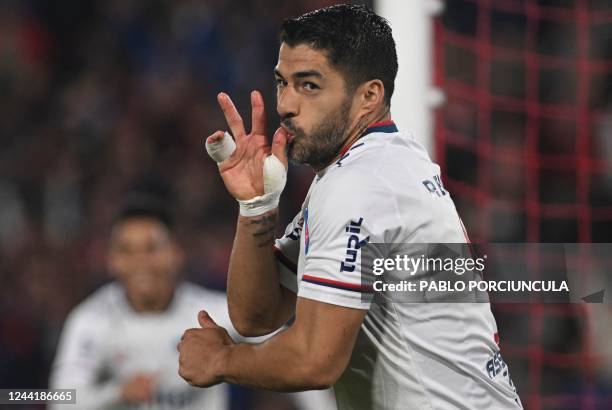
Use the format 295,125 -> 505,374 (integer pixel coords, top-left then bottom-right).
271,127 -> 289,169
198,310 -> 218,329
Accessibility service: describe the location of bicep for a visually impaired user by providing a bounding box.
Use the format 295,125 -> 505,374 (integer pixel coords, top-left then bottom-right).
291,297 -> 366,381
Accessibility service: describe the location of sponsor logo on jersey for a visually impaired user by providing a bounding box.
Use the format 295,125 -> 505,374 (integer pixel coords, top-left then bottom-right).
340,217 -> 370,272
485,350 -> 520,401
287,216 -> 304,241
422,174 -> 448,197
486,350 -> 508,379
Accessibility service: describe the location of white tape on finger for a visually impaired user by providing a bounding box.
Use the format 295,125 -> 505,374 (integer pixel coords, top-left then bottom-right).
204,131 -> 286,216
238,154 -> 287,217
263,154 -> 287,194
206,131 -> 236,163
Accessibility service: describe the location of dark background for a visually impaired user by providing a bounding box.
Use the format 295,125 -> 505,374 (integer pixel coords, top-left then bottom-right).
0,0 -> 611,409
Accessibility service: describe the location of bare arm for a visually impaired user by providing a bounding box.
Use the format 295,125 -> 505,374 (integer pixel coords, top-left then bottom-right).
179,298 -> 366,391
207,91 -> 294,336
227,209 -> 296,336
222,298 -> 365,390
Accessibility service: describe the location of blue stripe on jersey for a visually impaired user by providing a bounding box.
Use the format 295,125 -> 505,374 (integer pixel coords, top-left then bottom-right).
361,123 -> 398,137
302,274 -> 373,293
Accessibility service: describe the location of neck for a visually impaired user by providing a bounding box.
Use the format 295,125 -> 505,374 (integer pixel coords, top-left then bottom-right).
127,289 -> 175,313
313,108 -> 391,172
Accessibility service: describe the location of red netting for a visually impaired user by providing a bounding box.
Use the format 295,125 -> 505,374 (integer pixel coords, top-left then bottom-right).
434,1 -> 612,408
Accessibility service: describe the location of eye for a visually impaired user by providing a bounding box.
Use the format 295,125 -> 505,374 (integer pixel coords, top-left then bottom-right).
303,81 -> 319,91
275,78 -> 287,89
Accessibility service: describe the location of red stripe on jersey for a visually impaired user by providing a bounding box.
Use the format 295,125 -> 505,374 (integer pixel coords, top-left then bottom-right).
302,274 -> 373,293
273,245 -> 297,274
368,120 -> 395,127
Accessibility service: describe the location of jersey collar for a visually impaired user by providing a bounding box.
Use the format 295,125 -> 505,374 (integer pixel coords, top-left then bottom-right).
316,120 -> 397,179
337,120 -> 397,158
361,120 -> 398,137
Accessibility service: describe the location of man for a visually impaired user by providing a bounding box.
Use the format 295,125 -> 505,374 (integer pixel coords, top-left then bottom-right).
49,196 -> 335,409
178,4 -> 522,410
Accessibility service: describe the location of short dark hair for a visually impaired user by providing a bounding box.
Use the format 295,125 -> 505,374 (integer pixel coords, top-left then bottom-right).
113,193 -> 174,231
280,4 -> 398,106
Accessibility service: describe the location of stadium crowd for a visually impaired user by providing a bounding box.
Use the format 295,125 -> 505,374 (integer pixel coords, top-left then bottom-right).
0,1 -> 343,405
1,0 -> 611,408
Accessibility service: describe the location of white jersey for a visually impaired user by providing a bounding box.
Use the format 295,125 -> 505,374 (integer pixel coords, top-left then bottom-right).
49,281 -> 336,410
274,122 -> 522,410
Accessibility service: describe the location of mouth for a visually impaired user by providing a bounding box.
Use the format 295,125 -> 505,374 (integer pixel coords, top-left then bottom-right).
280,124 -> 296,143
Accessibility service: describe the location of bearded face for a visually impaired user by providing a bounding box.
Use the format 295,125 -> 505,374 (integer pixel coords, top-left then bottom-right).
274,43 -> 363,169
282,96 -> 353,169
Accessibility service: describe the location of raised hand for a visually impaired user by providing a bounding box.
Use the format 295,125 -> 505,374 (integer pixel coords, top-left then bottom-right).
206,91 -> 288,201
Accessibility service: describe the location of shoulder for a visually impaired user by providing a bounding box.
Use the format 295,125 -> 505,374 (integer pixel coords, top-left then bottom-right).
325,131 -> 422,180
62,282 -> 120,332
73,282 -> 120,315
319,130 -> 442,201
307,130 -> 446,236
310,133 -> 405,209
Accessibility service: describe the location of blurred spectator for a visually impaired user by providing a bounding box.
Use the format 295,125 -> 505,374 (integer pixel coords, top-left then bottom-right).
48,194 -> 336,409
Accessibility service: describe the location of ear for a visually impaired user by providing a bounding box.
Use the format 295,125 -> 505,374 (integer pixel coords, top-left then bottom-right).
357,79 -> 385,115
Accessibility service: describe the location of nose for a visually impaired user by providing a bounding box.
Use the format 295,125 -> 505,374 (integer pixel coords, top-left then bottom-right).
276,86 -> 299,119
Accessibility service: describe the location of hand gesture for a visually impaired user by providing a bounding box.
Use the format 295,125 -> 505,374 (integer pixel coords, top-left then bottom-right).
206,91 -> 289,201
178,311 -> 234,387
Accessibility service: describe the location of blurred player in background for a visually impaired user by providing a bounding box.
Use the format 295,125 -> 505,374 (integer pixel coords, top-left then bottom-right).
49,195 -> 335,409
178,4 -> 522,410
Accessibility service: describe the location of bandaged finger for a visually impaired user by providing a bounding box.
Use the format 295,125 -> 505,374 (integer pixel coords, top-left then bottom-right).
238,154 -> 287,217
206,131 -> 236,163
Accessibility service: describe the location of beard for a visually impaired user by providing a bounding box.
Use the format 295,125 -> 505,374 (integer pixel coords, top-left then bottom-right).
282,98 -> 353,169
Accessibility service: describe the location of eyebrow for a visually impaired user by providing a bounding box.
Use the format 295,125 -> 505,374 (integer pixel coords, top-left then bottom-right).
274,69 -> 323,80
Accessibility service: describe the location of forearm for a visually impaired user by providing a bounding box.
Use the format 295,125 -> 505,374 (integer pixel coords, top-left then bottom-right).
220,328 -> 336,391
178,298 -> 365,392
227,209 -> 293,335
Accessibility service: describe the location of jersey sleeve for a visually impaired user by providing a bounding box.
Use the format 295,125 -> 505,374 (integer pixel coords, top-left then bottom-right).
48,308 -> 122,410
273,211 -> 303,294
298,173 -> 397,310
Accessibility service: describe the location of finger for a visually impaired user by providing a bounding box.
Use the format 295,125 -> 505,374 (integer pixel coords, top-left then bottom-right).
271,127 -> 289,169
181,328 -> 198,341
198,310 -> 219,329
178,366 -> 190,383
251,90 -> 266,135
206,131 -> 236,163
217,93 -> 246,138
206,130 -> 226,145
